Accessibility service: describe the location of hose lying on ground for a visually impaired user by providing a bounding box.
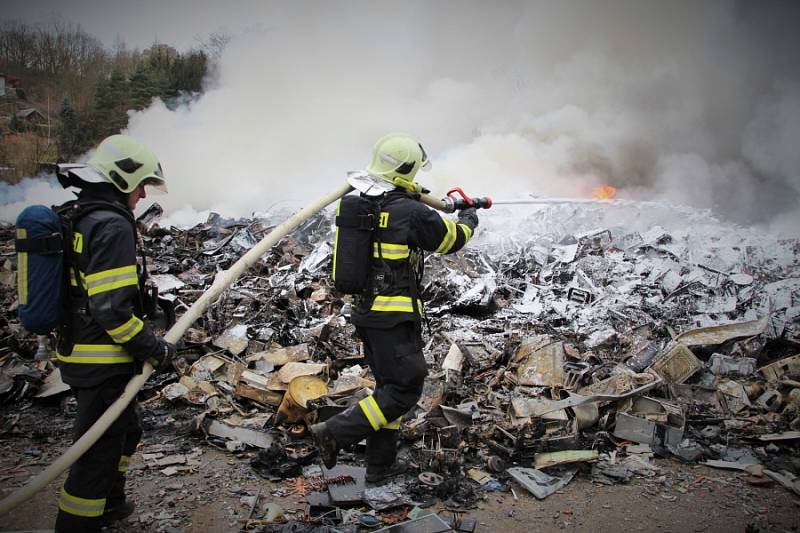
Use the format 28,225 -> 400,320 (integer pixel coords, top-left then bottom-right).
0,182 -> 354,516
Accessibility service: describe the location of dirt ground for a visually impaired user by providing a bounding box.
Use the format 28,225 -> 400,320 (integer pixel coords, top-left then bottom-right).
1,401 -> 798,533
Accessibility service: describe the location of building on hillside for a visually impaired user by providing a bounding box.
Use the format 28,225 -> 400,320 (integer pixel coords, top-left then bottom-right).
0,73 -> 22,98
16,108 -> 46,125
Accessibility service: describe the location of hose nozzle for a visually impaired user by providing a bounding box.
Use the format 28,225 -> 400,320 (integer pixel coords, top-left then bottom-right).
440,187 -> 493,213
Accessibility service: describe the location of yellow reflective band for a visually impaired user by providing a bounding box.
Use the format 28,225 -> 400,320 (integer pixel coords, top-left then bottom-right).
378,211 -> 389,228
373,242 -> 410,260
118,455 -> 131,473
57,344 -> 134,364
385,418 -> 401,430
72,231 -> 83,253
68,269 -> 87,289
435,218 -> 457,253
58,488 -> 106,518
107,316 -> 144,344
359,401 -> 380,431
458,223 -> 473,242
86,265 -> 137,283
371,295 -> 415,313
359,395 -> 388,431
86,265 -> 138,296
332,200 -> 342,282
16,228 -> 28,305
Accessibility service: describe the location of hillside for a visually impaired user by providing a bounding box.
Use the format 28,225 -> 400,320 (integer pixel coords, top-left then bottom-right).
0,19 -> 211,182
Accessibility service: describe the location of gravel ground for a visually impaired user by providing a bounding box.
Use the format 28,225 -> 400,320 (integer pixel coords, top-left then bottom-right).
1,401 -> 798,532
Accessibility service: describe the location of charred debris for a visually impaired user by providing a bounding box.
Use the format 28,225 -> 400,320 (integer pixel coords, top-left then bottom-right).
2,200 -> 800,530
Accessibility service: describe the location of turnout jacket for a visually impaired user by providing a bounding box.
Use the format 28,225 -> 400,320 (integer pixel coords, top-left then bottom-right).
57,186 -> 161,388
351,188 -> 474,328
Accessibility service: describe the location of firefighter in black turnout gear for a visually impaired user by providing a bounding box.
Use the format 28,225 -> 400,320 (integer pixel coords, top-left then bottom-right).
311,133 -> 478,483
54,135 -> 175,532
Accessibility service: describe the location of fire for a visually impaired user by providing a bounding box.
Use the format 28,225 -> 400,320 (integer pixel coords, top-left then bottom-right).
592,184 -> 617,200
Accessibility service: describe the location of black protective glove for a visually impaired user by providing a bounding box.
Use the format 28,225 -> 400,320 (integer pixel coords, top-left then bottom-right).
148,338 -> 176,372
457,207 -> 479,230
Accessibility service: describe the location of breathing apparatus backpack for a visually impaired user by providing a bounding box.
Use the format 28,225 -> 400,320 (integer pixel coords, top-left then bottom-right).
332,194 -> 383,294
14,200 -> 131,334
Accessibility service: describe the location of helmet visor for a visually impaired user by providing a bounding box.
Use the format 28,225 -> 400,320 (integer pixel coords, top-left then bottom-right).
141,162 -> 167,193
419,144 -> 431,171
142,176 -> 168,193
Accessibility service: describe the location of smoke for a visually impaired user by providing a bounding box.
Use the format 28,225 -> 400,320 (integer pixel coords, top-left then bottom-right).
3,0 -> 799,234
0,177 -> 72,222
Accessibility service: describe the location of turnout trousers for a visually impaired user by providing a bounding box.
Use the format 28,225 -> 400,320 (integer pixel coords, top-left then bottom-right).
55,374 -> 142,533
326,321 -> 427,469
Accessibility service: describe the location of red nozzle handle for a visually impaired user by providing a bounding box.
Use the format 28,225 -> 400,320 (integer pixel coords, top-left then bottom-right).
446,187 -> 493,210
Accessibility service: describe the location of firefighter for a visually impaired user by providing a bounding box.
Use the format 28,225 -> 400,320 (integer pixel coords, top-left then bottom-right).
311,133 -> 478,483
54,135 -> 176,532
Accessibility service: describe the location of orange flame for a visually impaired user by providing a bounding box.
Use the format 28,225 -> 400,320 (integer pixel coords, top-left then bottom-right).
592,184 -> 617,200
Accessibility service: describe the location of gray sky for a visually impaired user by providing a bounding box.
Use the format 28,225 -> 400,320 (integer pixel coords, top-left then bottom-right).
1,0 -> 269,50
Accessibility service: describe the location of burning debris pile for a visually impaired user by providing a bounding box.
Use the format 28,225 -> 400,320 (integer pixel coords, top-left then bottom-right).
2,198 -> 799,529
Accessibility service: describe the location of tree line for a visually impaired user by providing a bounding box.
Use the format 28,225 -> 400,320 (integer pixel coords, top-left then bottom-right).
56,45 -> 207,157
0,18 -> 215,181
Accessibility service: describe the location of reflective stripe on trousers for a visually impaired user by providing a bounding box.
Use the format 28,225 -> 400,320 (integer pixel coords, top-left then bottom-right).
58,488 -> 106,518
359,395 -> 401,431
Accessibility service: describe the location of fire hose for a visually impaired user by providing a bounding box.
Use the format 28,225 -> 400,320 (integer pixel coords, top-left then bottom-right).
0,176 -> 501,515
0,181 -> 354,515
1,169 -> 634,514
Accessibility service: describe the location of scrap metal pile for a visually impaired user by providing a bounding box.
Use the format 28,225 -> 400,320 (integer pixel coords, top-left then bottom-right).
2,198 -> 799,529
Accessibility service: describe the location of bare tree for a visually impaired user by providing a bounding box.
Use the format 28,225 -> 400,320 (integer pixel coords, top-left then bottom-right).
0,19 -> 106,77
195,31 -> 231,61
0,21 -> 37,69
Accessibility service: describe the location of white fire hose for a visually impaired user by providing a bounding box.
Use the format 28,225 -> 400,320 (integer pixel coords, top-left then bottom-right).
0,181 -> 354,516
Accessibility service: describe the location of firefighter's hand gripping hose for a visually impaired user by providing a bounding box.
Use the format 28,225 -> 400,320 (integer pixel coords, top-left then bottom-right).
0,181 -> 354,516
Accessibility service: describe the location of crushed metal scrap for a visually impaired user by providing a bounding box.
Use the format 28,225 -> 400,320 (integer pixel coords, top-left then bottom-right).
2,200 -> 800,529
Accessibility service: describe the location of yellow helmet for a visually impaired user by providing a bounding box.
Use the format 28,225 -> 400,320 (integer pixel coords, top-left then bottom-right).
67,135 -> 166,193
367,133 -> 431,190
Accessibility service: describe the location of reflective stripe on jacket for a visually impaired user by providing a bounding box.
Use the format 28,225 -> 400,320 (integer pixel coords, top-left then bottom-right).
351,189 -> 473,328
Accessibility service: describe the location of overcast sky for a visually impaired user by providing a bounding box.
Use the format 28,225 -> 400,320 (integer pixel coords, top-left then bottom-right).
2,0 -> 269,50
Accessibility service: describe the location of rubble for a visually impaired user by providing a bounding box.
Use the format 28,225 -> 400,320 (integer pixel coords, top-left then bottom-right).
612,396 -> 685,450
199,416 -> 274,449
2,199 -> 800,529
533,449 -> 599,469
506,467 -> 577,499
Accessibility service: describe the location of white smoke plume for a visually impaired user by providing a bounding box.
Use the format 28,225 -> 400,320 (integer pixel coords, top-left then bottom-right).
3,0 -> 799,236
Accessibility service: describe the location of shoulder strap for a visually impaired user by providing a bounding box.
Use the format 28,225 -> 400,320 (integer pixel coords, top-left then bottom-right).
56,198 -> 137,272
370,195 -> 387,259
55,199 -> 134,226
